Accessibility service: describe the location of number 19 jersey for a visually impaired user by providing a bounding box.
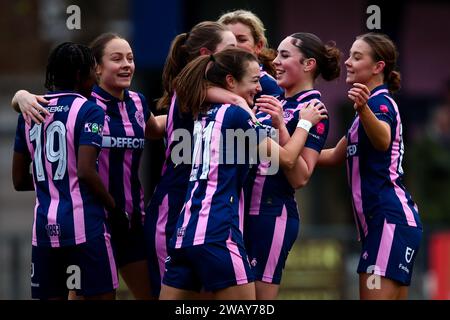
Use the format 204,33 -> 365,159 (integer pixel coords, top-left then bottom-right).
14,92 -> 106,247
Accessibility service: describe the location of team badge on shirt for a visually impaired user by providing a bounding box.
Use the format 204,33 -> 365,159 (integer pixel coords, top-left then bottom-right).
135,111 -> 145,127
315,122 -> 325,135
379,105 -> 389,113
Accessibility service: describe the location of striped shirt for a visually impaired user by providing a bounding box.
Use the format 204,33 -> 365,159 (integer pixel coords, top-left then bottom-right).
14,91 -> 105,247
90,85 -> 150,221
171,104 -> 267,248
346,84 -> 422,240
245,89 -> 329,217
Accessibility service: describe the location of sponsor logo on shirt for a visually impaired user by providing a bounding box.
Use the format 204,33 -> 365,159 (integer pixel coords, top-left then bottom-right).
84,122 -> 104,135
379,105 -> 389,113
347,144 -> 358,157
46,105 -> 70,113
102,136 -> 145,149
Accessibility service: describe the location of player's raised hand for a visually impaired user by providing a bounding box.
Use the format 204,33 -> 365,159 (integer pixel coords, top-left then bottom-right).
255,95 -> 285,129
348,83 -> 371,112
14,90 -> 50,124
300,99 -> 328,126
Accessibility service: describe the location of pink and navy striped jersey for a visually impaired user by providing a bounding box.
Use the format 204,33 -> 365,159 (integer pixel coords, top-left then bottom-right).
154,94 -> 194,200
14,91 -> 106,247
245,89 -> 329,217
90,85 -> 150,222
171,104 -> 267,249
255,66 -> 283,100
346,84 -> 422,240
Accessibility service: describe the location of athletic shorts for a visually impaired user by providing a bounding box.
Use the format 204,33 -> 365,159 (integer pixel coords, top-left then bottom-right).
31,232 -> 118,299
357,218 -> 422,286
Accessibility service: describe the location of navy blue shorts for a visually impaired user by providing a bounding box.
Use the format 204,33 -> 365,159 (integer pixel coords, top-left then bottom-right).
357,219 -> 422,286
162,236 -> 255,292
244,206 -> 299,284
31,232 -> 118,299
144,193 -> 182,297
111,215 -> 147,269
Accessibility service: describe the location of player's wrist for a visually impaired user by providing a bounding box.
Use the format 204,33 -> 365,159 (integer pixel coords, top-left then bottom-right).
297,119 -> 312,132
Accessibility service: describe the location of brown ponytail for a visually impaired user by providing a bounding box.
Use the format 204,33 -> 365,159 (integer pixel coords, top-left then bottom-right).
290,33 -> 341,81
157,21 -> 230,109
158,33 -> 189,109
357,33 -> 401,93
174,48 -> 258,118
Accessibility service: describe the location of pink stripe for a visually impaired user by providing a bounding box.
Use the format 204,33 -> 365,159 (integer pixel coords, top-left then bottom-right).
103,226 -> 119,288
193,106 -> 229,245
129,92 -> 146,219
226,237 -> 248,285
45,92 -> 85,99
238,190 -> 244,234
175,181 -> 199,248
347,160 -> 361,241
375,219 -> 396,276
25,121 -> 39,246
42,113 -> 61,247
162,94 -> 177,175
262,206 -> 288,281
96,99 -> 110,214
155,195 -> 169,278
348,118 -> 368,237
118,102 -> 135,214
296,90 -> 321,102
385,96 -> 417,227
248,161 -> 270,215
351,157 -> 368,237
370,89 -> 389,98
66,97 -> 87,244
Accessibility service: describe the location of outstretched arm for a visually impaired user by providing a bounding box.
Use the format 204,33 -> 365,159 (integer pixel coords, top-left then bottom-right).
349,83 -> 390,151
317,136 -> 348,167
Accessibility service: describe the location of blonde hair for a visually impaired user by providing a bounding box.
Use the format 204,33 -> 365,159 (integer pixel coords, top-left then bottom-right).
218,10 -> 276,77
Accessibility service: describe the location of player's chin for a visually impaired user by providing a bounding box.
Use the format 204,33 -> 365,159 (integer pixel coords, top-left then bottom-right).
345,76 -> 355,85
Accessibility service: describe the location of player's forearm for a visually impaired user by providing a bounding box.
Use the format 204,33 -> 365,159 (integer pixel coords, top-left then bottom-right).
357,104 -> 391,151
317,137 -> 347,167
77,166 -> 115,211
283,155 -> 311,189
261,127 -> 309,170
145,114 -> 166,139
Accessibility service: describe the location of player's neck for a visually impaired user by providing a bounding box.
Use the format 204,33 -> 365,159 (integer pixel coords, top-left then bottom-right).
284,80 -> 314,98
100,84 -> 125,100
365,76 -> 384,92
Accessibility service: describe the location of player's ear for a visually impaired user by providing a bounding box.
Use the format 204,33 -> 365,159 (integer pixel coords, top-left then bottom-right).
199,47 -> 212,56
225,74 -> 236,90
373,60 -> 385,75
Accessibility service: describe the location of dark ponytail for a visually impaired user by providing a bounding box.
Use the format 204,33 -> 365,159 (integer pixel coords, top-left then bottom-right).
290,33 -> 341,81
